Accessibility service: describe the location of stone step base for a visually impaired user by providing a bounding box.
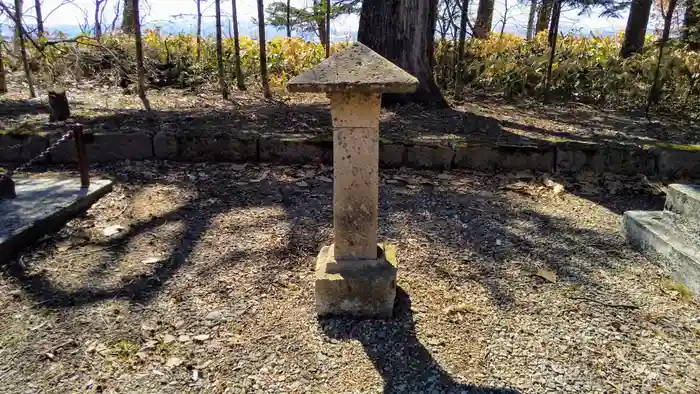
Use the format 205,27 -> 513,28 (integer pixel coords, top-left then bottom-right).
623,210 -> 700,296
665,184 -> 700,221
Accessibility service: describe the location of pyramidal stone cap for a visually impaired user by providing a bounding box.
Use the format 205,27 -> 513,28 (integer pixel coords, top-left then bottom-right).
286,42 -> 419,94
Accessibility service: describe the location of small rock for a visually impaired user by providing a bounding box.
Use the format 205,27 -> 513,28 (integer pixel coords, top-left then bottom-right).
206,311 -> 224,322
178,335 -> 191,342
385,179 -> 399,184
192,369 -> 199,381
296,181 -> 308,187
318,176 -> 332,183
162,334 -> 176,344
194,334 -> 210,342
102,224 -> 126,237
166,357 -> 183,367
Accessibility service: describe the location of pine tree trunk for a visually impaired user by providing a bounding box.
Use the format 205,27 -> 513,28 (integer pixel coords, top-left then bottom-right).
132,0 -> 151,110
215,0 -> 229,99
257,0 -> 271,99
314,0 -> 327,49
15,0 -> 35,98
536,0 -> 552,33
473,0 -> 494,39
358,0 -> 448,108
620,0 -> 653,57
286,0 -> 291,37
122,0 -> 136,34
526,0 -> 537,39
34,0 -> 43,38
232,0 -> 246,90
196,0 -> 202,61
683,0 -> 700,50
454,0 -> 469,100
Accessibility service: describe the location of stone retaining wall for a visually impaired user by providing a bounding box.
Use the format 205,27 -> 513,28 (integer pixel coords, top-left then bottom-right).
2,131 -> 699,179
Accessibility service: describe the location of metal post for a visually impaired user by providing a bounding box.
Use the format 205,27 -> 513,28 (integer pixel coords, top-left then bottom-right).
72,124 -> 90,188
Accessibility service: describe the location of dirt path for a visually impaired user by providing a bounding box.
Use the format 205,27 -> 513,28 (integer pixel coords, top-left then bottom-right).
1,163 -> 697,393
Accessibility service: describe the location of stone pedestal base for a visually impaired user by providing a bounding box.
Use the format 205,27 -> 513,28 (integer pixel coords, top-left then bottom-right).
315,243 -> 398,318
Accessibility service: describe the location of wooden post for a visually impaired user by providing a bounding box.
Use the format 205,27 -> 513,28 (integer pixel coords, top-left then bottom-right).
72,124 -> 90,188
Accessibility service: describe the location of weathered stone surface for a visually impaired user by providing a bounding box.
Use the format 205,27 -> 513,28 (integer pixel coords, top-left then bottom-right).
666,184 -> 700,221
406,143 -> 454,169
50,132 -> 153,163
153,131 -> 178,160
454,144 -> 554,172
379,140 -> 405,168
0,134 -> 49,163
656,148 -> 700,179
315,244 -> 398,318
623,210 -> 700,296
330,93 -> 380,259
259,135 -> 332,164
0,177 -> 113,263
176,131 -> 258,162
556,144 -> 655,175
287,42 -> 419,94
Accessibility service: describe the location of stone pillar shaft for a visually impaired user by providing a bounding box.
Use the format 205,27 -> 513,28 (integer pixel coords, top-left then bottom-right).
329,92 -> 381,260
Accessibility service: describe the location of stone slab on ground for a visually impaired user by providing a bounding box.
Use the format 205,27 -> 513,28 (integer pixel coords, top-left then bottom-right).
0,177 -> 113,264
623,210 -> 700,296
260,135 -> 333,164
656,149 -> 700,179
315,243 -> 398,318
666,184 -> 700,220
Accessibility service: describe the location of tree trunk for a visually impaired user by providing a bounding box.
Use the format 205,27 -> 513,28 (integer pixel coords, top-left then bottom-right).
0,37 -> 7,94
196,0 -> 202,61
232,0 -> 246,90
14,0 -> 22,53
536,0 -> 552,33
683,0 -> 700,50
34,0 -> 43,38
132,0 -> 151,110
15,0 -> 35,98
526,0 -> 537,39
95,0 -> 103,39
647,0 -> 679,114
473,0 -> 494,39
358,0 -> 448,108
544,0 -> 561,103
257,0 -> 271,98
325,0 -> 331,57
286,0 -> 291,37
48,89 -> 71,121
620,0 -> 653,57
314,0 -> 328,49
122,0 -> 136,34
454,0 -> 469,100
215,0 -> 229,99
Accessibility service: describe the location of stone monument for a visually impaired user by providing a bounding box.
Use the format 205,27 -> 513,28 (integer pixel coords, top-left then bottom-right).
287,42 -> 419,318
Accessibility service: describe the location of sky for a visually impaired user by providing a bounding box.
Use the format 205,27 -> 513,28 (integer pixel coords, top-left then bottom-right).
9,0 -> 634,38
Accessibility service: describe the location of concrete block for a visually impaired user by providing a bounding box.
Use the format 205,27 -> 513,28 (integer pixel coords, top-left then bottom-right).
177,131 -> 258,162
665,184 -> 700,220
260,135 -> 332,164
379,141 -> 405,168
0,134 -> 49,163
405,143 -> 454,169
154,132 -> 178,160
557,144 -> 655,175
623,210 -> 700,297
50,132 -> 153,163
454,144 -> 554,172
315,243 -> 398,318
656,149 -> 700,179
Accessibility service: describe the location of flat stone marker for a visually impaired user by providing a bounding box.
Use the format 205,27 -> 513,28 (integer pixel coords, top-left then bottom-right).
287,42 -> 419,318
0,177 -> 113,264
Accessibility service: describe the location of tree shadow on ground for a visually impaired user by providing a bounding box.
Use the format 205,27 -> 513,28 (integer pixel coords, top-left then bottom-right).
320,287 -> 521,394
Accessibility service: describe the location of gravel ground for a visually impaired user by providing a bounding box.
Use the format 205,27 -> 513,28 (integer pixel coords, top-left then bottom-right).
0,163 -> 698,394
